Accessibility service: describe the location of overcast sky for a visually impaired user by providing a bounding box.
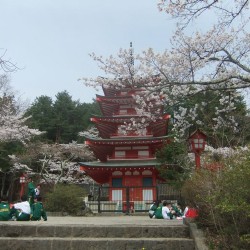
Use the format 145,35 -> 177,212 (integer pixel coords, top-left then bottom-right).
1,0 -> 176,104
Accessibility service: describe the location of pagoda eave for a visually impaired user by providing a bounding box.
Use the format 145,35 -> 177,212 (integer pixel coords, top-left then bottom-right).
79,160 -> 161,184
96,94 -> 134,104
91,114 -> 171,124
85,136 -> 171,146
102,85 -> 145,96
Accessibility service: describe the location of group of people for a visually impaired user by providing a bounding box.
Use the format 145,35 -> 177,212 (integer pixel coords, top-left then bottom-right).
0,177 -> 47,221
149,200 -> 190,220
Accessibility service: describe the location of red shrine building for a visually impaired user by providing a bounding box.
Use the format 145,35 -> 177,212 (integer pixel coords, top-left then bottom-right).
80,84 -> 171,203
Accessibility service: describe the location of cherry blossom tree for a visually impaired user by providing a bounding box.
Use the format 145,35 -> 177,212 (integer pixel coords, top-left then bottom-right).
37,142 -> 95,184
79,1 -> 249,142
15,141 -> 95,185
0,76 -> 43,199
0,75 -> 43,144
157,0 -> 249,29
155,0 -> 250,94
2,141 -> 95,200
79,46 -> 247,142
157,0 -> 250,139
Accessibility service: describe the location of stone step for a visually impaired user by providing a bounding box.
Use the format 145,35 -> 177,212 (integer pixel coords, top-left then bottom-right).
0,224 -> 190,238
0,237 -> 195,250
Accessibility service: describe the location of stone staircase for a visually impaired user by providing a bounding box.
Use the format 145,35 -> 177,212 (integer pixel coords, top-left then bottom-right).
0,222 -> 195,250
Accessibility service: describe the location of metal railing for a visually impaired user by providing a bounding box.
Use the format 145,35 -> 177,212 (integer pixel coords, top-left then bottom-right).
85,185 -> 182,214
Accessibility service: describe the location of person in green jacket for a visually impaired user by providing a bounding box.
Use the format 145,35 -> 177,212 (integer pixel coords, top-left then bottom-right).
148,200 -> 160,218
171,204 -> 183,218
154,203 -> 164,219
27,177 -> 35,205
30,196 -> 47,221
0,195 -> 10,221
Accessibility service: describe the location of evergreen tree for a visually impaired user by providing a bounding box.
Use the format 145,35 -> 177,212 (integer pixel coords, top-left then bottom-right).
24,91 -> 101,143
24,95 -> 54,142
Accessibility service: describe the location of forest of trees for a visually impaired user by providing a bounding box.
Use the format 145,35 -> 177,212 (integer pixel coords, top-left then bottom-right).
0,79 -> 99,198
24,91 -> 101,144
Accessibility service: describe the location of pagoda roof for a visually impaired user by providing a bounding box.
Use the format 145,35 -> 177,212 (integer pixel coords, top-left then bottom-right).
97,94 -> 135,116
96,94 -> 134,104
85,135 -> 170,144
97,101 -> 120,116
79,159 -> 159,184
102,85 -> 145,97
91,115 -> 170,138
91,114 -> 170,123
102,86 -> 119,97
84,135 -> 171,162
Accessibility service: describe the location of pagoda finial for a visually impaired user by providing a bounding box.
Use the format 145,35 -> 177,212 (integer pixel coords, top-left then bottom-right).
129,42 -> 134,77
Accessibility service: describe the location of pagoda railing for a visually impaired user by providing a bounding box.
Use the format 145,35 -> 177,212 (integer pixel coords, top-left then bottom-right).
84,184 -> 182,214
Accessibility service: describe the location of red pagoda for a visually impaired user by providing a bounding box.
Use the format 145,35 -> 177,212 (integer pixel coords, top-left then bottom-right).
80,84 -> 171,206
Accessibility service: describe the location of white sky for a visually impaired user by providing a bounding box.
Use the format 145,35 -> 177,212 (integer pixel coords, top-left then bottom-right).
1,0 -> 174,104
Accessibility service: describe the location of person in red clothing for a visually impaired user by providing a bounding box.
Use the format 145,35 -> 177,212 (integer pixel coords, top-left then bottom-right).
183,205 -> 198,218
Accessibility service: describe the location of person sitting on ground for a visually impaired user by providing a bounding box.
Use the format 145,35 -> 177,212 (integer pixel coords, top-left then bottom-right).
154,201 -> 164,219
0,195 -> 11,221
10,195 -> 31,221
148,200 -> 160,218
184,205 -> 198,218
171,203 -> 183,218
183,205 -> 189,218
162,200 -> 174,220
30,196 -> 47,221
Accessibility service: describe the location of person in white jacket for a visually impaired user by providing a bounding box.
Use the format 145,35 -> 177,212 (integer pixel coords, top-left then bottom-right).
10,195 -> 31,221
161,201 -> 173,219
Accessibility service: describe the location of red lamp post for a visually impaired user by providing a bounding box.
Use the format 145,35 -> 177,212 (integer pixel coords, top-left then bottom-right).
188,129 -> 207,169
20,173 -> 26,198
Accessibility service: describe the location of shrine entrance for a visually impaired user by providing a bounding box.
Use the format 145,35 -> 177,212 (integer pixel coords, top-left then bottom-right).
124,176 -> 142,201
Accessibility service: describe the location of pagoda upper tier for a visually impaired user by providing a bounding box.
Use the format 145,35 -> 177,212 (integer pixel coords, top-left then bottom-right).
84,135 -> 171,162
96,94 -> 163,117
102,85 -> 144,97
91,114 -> 170,139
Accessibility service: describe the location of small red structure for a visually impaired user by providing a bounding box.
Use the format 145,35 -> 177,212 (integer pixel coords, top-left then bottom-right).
80,83 -> 171,203
188,129 -> 207,169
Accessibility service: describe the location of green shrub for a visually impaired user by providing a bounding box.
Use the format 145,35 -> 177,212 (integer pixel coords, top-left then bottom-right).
181,149 -> 250,249
156,141 -> 192,187
45,184 -> 87,215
